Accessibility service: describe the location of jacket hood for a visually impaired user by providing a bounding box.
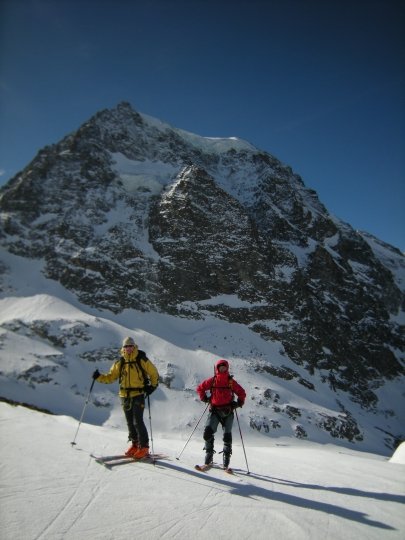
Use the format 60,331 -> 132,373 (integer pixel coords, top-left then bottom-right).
215,359 -> 229,373
121,344 -> 138,360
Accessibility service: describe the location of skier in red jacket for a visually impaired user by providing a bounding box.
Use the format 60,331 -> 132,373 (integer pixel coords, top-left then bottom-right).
197,359 -> 246,469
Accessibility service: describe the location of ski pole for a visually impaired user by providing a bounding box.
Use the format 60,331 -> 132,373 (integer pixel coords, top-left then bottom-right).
176,403 -> 209,460
147,395 -> 154,455
235,409 -> 250,474
71,378 -> 96,446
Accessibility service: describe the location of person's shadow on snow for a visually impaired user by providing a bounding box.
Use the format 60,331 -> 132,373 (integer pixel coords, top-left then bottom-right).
154,460 -> 399,531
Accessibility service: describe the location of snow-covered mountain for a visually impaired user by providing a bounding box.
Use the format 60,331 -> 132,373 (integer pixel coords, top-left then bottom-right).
0,102 -> 404,454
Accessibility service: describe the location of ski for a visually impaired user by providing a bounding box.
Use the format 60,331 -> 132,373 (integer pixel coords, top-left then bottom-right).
195,463 -> 235,475
135,452 -> 169,462
92,452 -> 167,462
94,456 -> 154,469
92,453 -> 168,467
195,463 -> 213,472
93,456 -> 166,469
91,453 -> 128,462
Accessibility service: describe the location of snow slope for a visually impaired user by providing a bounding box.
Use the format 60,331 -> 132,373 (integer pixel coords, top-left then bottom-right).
1,403 -> 404,540
0,250 -> 403,455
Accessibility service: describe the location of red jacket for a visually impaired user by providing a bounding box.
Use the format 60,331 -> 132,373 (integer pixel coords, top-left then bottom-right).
197,359 -> 246,408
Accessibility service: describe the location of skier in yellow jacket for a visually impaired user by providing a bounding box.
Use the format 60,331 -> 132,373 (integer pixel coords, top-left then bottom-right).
92,337 -> 159,459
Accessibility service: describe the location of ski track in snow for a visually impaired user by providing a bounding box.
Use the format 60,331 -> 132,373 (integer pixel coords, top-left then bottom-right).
33,458 -> 105,540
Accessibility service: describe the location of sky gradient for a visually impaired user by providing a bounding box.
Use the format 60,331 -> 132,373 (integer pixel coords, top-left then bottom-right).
1,0 -> 404,250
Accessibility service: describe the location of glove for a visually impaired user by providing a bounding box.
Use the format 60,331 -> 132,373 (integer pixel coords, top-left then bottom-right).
202,395 -> 210,403
92,369 -> 100,380
232,399 -> 244,409
144,384 -> 157,396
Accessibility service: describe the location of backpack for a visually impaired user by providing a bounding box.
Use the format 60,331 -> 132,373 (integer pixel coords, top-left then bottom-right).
119,350 -> 150,393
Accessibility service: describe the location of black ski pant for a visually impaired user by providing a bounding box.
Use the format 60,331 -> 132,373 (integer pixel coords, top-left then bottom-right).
121,395 -> 149,448
203,408 -> 234,456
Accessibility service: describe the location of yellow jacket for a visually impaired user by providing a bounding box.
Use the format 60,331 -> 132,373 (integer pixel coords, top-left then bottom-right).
97,347 -> 159,398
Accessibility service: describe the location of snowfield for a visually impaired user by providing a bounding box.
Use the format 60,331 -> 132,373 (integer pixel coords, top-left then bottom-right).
1,403 -> 404,540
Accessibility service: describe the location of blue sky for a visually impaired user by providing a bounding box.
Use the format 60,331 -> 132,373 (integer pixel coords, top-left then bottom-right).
1,0 -> 404,250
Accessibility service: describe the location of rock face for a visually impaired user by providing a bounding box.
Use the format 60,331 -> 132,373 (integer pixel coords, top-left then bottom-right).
0,102 -> 404,447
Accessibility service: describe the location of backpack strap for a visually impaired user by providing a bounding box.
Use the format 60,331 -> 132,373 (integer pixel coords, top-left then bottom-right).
210,374 -> 234,391
135,350 -> 150,384
210,374 -> 235,412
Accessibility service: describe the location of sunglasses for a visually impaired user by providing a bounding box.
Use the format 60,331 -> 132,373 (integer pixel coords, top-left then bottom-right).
123,345 -> 135,349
